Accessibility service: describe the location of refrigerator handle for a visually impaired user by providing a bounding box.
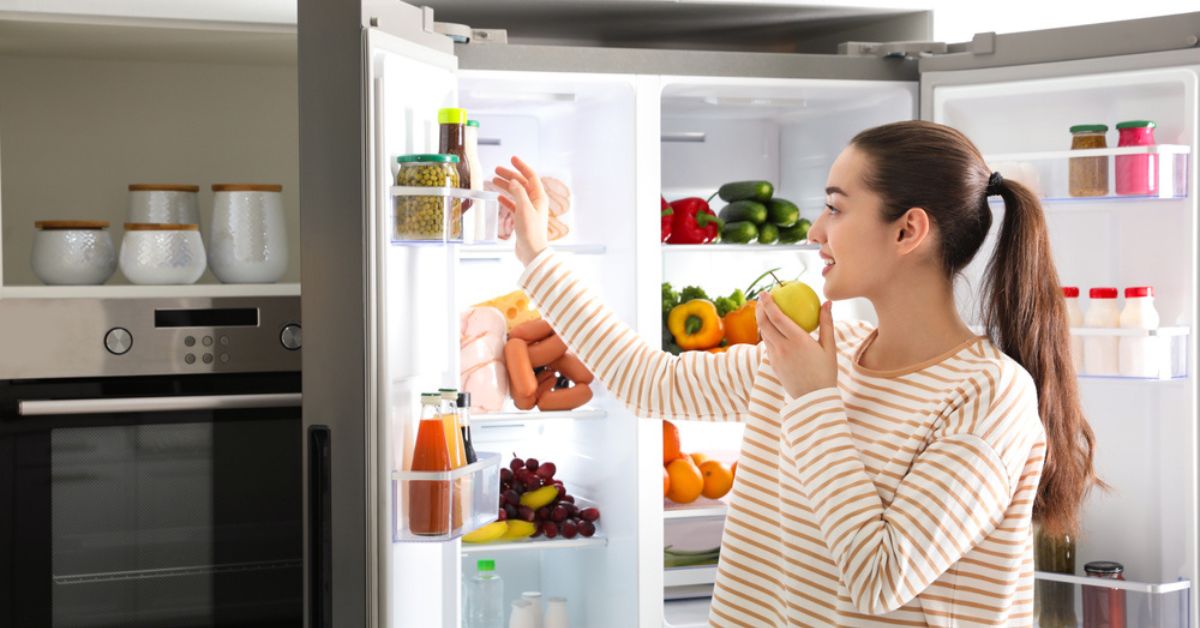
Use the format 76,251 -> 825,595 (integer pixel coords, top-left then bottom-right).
308,425 -> 332,628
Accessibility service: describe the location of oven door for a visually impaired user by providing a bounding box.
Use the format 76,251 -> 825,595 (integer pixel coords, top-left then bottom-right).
0,373 -> 301,628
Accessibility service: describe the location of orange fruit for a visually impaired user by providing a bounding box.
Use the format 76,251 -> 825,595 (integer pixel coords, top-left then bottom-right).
663,466 -> 670,497
699,460 -> 733,500
689,452 -> 710,467
730,461 -> 737,479
707,346 -> 727,353
665,457 -> 703,504
662,420 -> 681,465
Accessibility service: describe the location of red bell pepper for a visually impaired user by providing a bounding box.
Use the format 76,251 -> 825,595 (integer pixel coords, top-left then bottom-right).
668,197 -> 722,244
660,196 -> 674,242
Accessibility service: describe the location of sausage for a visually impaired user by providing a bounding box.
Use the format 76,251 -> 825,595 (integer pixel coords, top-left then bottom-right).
504,338 -> 537,400
537,383 -> 593,411
509,318 -> 554,343
527,334 -> 568,368
550,353 -> 594,385
517,372 -> 556,411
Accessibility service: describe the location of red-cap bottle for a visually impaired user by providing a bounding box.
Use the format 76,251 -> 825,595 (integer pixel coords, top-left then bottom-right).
1062,287 -> 1080,298
1090,287 -> 1118,299
1125,286 -> 1153,298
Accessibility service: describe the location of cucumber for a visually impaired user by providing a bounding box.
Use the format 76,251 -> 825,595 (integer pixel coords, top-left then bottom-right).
778,218 -> 811,244
717,180 -> 773,203
757,223 -> 779,244
720,221 -> 758,244
766,198 -> 800,227
718,200 -> 767,225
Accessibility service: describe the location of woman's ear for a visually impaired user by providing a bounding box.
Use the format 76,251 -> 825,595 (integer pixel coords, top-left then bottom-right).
895,207 -> 930,256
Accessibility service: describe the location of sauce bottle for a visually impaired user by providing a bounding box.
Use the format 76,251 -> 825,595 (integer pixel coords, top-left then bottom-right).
438,108 -> 472,211
409,392 -> 452,536
458,391 -> 478,464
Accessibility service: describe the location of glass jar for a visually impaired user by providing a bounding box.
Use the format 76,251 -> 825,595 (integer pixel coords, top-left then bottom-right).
1083,561 -> 1126,628
409,393 -> 452,536
1069,124 -> 1109,197
394,154 -> 462,242
438,108 -> 472,213
1035,529 -> 1077,628
1115,120 -> 1158,196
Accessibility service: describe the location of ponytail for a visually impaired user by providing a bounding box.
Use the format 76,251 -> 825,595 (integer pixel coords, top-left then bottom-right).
982,178 -> 1099,535
851,120 -> 1099,536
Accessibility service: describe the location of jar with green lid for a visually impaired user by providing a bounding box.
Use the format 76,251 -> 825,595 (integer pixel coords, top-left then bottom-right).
1069,124 -> 1109,197
394,153 -> 462,241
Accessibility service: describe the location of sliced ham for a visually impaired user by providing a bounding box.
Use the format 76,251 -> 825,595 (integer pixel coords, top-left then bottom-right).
459,306 -> 508,412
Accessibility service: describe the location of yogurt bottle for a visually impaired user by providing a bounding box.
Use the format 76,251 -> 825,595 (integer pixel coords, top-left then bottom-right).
1119,286 -> 1161,378
1083,288 -> 1120,376
1063,287 -> 1084,373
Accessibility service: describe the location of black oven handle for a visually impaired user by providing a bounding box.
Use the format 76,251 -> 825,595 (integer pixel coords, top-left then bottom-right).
18,393 -> 302,416
308,425 -> 331,628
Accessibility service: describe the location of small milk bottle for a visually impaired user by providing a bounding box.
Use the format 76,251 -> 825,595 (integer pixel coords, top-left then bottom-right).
1083,288 -> 1120,376
1119,286 -> 1161,378
1063,287 -> 1084,373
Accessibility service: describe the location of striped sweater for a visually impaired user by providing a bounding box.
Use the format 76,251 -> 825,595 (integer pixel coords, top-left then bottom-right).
519,250 -> 1048,627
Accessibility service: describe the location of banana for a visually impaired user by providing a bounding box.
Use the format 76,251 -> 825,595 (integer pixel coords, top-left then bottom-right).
518,485 -> 559,510
500,519 -> 537,540
462,521 -> 508,544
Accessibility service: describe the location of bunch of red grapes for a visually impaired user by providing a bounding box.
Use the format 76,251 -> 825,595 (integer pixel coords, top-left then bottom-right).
498,454 -> 601,539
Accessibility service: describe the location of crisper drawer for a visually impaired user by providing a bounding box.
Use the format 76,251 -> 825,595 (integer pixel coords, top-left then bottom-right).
664,597 -> 712,628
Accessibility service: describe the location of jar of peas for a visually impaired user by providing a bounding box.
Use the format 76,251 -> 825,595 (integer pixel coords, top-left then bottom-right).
394,154 -> 462,241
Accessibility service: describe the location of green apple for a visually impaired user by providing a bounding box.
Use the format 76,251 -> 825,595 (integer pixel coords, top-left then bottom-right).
769,280 -> 821,332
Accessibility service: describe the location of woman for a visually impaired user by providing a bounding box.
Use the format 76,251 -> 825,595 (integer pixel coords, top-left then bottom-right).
494,120 -> 1097,626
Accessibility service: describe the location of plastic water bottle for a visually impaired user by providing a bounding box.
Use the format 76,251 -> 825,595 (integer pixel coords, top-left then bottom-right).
466,559 -> 503,628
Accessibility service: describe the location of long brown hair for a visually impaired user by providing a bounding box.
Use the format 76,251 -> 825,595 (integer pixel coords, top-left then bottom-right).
851,120 -> 1097,536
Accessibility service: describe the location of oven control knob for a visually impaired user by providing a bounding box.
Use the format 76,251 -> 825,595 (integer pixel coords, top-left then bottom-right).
105,327 -> 133,355
280,324 -> 302,351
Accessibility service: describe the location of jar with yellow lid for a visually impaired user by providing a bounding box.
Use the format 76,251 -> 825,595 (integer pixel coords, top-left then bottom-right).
394,154 -> 463,242
1069,124 -> 1109,197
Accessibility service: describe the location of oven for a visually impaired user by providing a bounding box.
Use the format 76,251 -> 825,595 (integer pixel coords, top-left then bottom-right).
0,297 -> 302,628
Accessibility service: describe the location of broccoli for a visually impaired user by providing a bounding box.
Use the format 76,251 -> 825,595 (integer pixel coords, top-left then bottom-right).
679,285 -> 709,303
662,282 -> 680,320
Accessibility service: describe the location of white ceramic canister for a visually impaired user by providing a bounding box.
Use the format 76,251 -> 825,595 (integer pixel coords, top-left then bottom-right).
119,223 -> 206,285
31,220 -> 117,285
127,184 -> 201,225
208,183 -> 288,283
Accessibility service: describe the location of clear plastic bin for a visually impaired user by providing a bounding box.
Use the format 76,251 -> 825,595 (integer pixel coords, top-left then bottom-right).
987,145 -> 1190,201
1034,571 -> 1190,628
1071,327 -> 1189,380
392,450 -> 500,542
390,186 -> 499,244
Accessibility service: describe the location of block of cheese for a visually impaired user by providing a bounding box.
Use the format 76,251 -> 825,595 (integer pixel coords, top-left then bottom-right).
473,289 -> 540,331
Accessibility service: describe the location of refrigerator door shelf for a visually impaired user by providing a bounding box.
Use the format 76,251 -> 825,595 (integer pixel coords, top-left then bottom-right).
390,187 -> 501,245
984,144 -> 1190,202
1035,571 -> 1191,627
471,406 -> 607,424
391,451 -> 501,542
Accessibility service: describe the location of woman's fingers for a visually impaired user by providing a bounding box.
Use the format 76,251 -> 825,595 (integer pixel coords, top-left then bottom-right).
507,179 -> 534,218
494,166 -> 529,189
818,301 -> 837,356
497,195 -> 516,211
759,294 -> 797,342
510,156 -> 546,198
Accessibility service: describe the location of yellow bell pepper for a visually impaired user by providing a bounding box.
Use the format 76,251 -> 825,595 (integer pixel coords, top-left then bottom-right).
668,299 -> 724,351
723,301 -> 759,346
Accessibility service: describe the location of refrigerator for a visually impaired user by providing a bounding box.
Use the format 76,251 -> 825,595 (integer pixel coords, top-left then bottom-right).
298,3 -> 1200,626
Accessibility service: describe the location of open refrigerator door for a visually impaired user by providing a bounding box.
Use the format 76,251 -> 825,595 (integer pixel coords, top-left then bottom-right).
923,44 -> 1200,627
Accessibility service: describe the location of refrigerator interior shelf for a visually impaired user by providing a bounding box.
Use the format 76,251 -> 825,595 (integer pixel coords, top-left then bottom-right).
985,144 -> 1191,163
664,565 -> 718,588
662,243 -> 820,253
664,497 -> 728,520
1070,326 -> 1189,337
459,243 -> 608,259
0,283 -> 301,300
1035,570 -> 1191,594
460,533 -> 607,556
472,406 -> 607,423
391,451 -> 501,543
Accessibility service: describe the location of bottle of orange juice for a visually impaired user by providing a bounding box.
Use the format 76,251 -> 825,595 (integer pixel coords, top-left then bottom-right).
409,393 -> 451,536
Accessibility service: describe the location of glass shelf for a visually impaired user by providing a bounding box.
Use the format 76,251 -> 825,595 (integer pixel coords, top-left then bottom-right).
459,496 -> 606,554
1034,571 -> 1190,627
664,497 -> 728,520
663,565 -> 717,588
662,243 -> 819,253
472,407 -> 607,423
984,144 -> 1189,201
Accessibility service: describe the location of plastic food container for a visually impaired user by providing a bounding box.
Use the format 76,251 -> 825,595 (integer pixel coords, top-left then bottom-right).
127,184 -> 201,225
394,154 -> 462,242
1115,120 -> 1157,196
31,220 -> 117,285
208,183 -> 288,283
1068,124 -> 1108,197
119,223 -> 206,285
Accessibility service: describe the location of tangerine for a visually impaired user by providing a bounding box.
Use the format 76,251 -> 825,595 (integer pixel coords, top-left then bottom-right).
731,460 -> 737,478
689,452 -> 710,467
665,457 -> 703,504
662,420 -> 682,465
663,466 -> 670,497
699,460 -> 733,500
